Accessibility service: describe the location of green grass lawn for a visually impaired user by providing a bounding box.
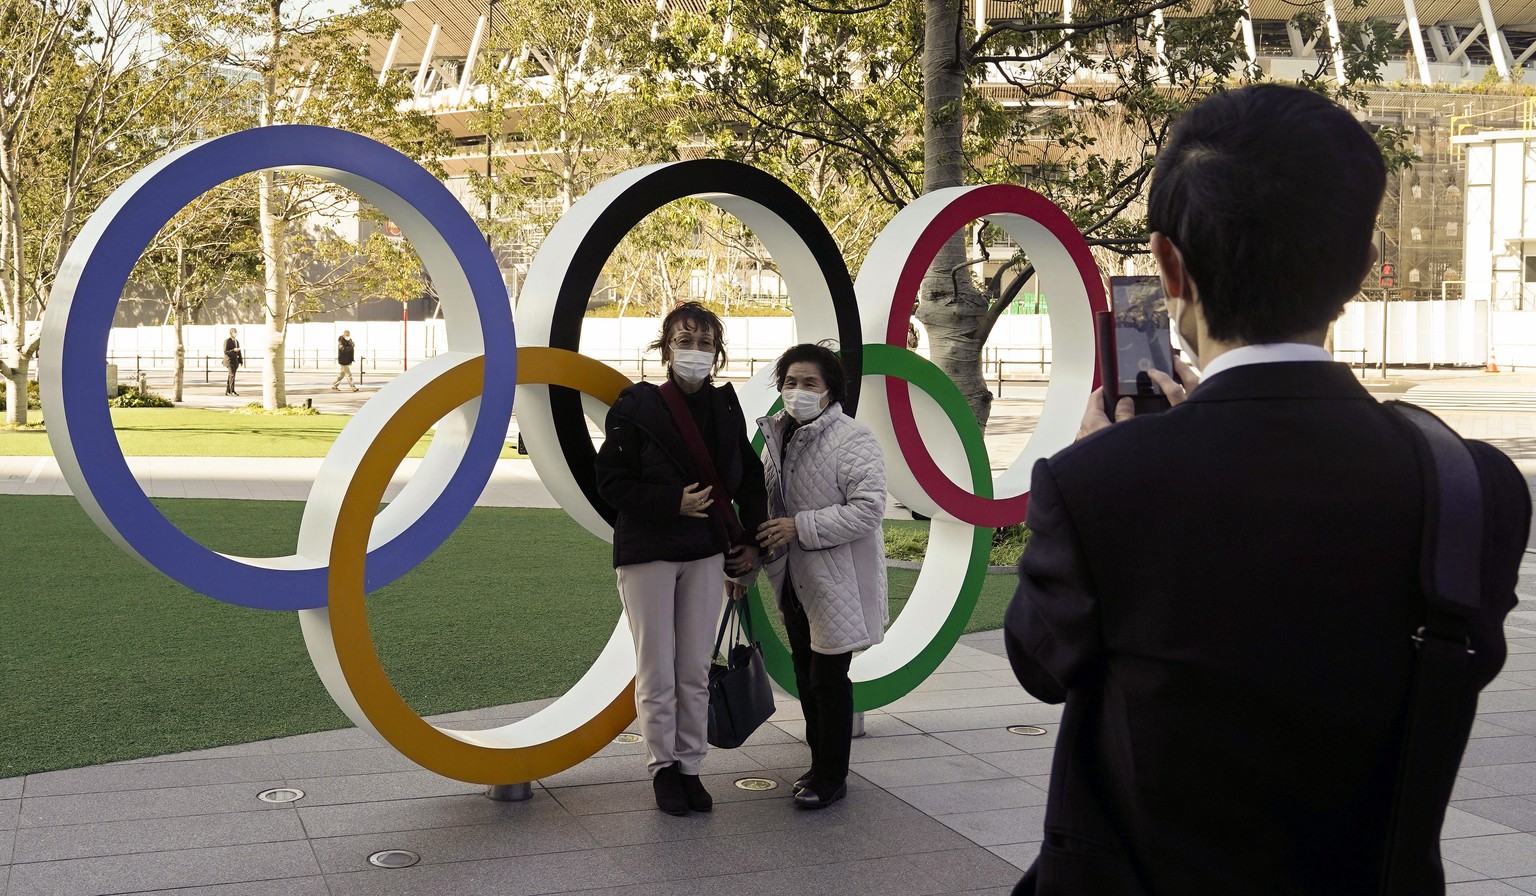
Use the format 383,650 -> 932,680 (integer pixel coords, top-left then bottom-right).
0,496 -> 1016,778
0,407 -> 526,458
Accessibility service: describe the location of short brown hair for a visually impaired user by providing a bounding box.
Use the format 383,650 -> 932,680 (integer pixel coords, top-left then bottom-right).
649,302 -> 727,372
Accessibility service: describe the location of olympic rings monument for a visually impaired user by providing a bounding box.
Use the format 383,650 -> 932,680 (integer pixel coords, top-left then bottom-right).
39,126 -> 1108,789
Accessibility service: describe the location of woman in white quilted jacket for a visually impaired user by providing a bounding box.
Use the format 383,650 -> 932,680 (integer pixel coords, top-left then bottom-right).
756,342 -> 888,810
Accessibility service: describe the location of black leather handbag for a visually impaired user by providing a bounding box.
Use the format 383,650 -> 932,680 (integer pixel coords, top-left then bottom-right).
707,599 -> 775,749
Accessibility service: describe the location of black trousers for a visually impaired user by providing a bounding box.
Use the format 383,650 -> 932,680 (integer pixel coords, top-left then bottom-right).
782,579 -> 853,793
226,365 -> 238,394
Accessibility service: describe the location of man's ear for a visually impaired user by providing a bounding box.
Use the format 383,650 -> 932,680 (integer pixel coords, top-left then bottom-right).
1149,232 -> 1186,301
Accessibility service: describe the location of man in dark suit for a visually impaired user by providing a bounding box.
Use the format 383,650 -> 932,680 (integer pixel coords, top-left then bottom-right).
223,328 -> 242,396
1004,85 -> 1530,895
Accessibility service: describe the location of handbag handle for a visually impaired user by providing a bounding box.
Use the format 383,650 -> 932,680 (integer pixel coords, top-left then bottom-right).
713,599 -> 738,659
713,598 -> 757,659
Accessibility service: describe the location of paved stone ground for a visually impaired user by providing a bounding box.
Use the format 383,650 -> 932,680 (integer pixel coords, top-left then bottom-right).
0,366 -> 1533,894
1,619 -> 1533,895
0,640 -> 1038,896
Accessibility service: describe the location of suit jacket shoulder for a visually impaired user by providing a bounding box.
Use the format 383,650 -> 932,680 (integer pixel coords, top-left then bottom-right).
1002,362 -> 1529,894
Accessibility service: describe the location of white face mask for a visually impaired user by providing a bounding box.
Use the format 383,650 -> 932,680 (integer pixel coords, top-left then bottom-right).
782,388 -> 827,422
1169,293 -> 1201,371
670,350 -> 715,385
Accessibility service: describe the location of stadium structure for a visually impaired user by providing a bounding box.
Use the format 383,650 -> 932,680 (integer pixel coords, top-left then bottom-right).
359,0 -> 1536,369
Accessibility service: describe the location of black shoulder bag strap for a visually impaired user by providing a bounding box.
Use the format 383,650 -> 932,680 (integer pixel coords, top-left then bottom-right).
1381,401 -> 1485,895
712,595 -> 758,662
713,597 -> 739,660
659,380 -> 747,545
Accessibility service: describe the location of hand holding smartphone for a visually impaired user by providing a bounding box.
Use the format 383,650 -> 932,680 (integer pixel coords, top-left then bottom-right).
1097,275 -> 1176,417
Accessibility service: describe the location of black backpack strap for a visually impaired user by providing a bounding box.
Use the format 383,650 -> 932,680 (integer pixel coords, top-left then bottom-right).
1381,401 -> 1485,894
1393,403 -> 1484,622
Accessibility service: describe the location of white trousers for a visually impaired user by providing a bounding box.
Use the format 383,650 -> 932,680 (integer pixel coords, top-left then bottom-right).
617,554 -> 725,776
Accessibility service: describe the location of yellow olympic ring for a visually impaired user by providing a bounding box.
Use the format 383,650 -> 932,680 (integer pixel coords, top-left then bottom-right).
302,348 -> 639,783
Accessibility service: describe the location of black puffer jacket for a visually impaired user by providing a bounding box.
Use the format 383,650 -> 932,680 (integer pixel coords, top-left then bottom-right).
595,380 -> 768,568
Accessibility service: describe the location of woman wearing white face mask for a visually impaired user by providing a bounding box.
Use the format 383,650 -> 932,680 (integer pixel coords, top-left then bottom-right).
595,302 -> 768,816
756,343 -> 888,810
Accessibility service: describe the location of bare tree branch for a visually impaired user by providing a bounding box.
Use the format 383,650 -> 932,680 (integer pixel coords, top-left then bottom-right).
970,0 -> 1185,54
793,0 -> 896,12
710,88 -> 917,206
974,43 -> 1072,65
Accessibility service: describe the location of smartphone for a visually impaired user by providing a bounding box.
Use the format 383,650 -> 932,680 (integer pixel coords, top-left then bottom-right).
1106,275 -> 1174,415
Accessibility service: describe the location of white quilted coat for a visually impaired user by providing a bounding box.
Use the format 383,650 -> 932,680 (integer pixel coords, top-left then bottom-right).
758,403 -> 888,655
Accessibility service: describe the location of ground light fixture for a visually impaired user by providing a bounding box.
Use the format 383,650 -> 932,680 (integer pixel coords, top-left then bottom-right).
734,777 -> 779,791
1007,725 -> 1048,736
256,788 -> 304,804
367,850 -> 421,869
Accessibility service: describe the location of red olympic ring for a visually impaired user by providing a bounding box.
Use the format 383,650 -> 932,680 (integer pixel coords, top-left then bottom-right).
874,184 -> 1108,527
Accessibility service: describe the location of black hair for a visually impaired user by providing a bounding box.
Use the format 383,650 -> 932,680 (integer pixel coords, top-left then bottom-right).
772,342 -> 846,404
1146,84 -> 1386,344
648,301 -> 727,371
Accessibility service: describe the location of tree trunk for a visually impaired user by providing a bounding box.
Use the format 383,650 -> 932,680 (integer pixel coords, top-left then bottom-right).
657,251 -> 673,306
704,247 -> 718,307
4,356 -> 27,426
260,169 -> 288,409
173,308 -> 186,403
172,246 -> 185,403
5,297 -> 27,425
260,0 -> 287,410
3,151 -> 28,425
919,0 -> 991,427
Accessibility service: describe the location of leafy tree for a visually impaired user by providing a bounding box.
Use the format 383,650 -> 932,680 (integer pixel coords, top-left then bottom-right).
465,0 -> 687,305
472,0 -> 901,319
132,190 -> 262,401
0,0 -> 240,424
601,201 -> 712,316
155,0 -> 451,408
660,0 -> 1398,425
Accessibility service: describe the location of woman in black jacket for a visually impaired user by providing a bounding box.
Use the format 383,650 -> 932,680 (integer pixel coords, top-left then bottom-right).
594,302 -> 767,816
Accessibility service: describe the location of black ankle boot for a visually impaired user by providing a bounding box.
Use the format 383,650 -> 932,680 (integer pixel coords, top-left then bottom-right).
653,764 -> 688,816
793,778 -> 847,810
679,773 -> 712,812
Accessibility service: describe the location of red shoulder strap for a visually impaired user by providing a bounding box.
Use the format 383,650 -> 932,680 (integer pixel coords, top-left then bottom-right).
659,380 -> 746,544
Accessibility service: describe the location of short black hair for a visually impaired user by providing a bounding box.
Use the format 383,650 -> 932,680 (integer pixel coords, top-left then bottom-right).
1146,85 -> 1386,344
649,301 -> 727,371
772,342 -> 846,404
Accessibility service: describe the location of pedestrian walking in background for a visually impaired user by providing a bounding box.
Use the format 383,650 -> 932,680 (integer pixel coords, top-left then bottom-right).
756,342 -> 888,811
594,302 -> 768,816
223,328 -> 242,396
333,330 -> 358,392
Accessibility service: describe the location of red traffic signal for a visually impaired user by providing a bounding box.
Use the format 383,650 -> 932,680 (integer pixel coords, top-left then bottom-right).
1379,262 -> 1395,289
